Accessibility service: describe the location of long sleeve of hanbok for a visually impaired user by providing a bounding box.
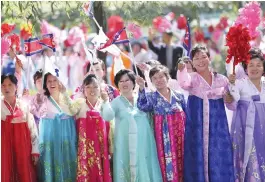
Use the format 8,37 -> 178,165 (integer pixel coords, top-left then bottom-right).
144,70 -> 156,92
228,80 -> 242,103
30,94 -> 46,117
177,67 -> 193,91
26,110 -> 39,155
220,77 -> 238,110
15,70 -> 23,97
101,101 -> 116,121
137,89 -> 154,112
60,92 -> 84,116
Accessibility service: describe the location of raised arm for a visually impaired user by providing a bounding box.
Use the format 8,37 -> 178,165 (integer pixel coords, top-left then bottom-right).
101,100 -> 116,121
177,64 -> 192,91
136,76 -> 154,112
147,28 -> 160,55
100,89 -> 116,121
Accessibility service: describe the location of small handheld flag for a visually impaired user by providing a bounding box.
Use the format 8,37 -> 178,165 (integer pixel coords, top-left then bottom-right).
39,34 -> 56,52
24,37 -> 43,56
83,1 -> 94,18
182,18 -> 191,58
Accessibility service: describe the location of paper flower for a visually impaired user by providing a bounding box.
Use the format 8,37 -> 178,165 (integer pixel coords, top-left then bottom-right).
226,24 -> 251,73
1,23 -> 15,37
235,1 -> 261,39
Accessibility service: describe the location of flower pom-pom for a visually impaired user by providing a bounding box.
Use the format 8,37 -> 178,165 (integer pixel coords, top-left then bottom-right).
1,23 -> 16,37
8,34 -> 21,52
235,1 -> 261,39
226,24 -> 251,73
127,22 -> 142,39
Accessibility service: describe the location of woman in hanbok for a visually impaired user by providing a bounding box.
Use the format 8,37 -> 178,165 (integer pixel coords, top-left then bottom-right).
136,65 -> 186,182
1,74 -> 39,182
37,67 -> 77,182
74,74 -> 111,182
101,69 -> 162,182
228,48 -> 265,182
177,45 -> 235,182
73,59 -> 119,155
22,69 -> 45,131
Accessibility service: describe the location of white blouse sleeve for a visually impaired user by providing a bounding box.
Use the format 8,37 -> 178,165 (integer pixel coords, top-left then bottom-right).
228,79 -> 244,103
26,108 -> 39,155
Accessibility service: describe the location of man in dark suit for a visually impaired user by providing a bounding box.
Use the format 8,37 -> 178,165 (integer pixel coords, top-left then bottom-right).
148,28 -> 184,79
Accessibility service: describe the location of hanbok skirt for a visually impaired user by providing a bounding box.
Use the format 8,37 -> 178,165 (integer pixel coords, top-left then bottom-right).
231,100 -> 265,182
76,111 -> 112,182
38,113 -> 77,182
1,116 -> 37,182
184,95 -> 234,182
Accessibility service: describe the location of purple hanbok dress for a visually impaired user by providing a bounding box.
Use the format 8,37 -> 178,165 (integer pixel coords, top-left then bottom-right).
229,77 -> 265,182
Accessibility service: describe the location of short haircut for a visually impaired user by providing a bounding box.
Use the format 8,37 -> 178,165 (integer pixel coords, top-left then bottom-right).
1,74 -> 18,85
242,47 -> 265,73
149,65 -> 170,80
33,69 -> 43,84
191,45 -> 210,60
114,69 -> 136,89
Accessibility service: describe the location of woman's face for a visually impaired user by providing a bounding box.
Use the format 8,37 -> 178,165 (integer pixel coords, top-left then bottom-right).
35,78 -> 43,93
88,63 -> 104,81
151,71 -> 168,90
247,58 -> 264,80
192,51 -> 210,73
46,74 -> 60,95
84,79 -> 100,99
118,74 -> 134,94
1,78 -> 17,98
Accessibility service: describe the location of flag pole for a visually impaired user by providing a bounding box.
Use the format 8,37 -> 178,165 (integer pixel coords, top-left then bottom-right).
81,36 -> 97,77
41,54 -> 46,89
26,56 -> 31,89
125,29 -> 138,76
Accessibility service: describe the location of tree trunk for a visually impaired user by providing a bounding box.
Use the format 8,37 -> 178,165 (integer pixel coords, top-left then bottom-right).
94,1 -> 107,62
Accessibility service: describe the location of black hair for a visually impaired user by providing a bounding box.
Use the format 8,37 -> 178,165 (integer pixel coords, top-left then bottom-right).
83,74 -> 99,86
114,69 -> 136,89
191,44 -> 210,60
242,48 -> 265,74
1,74 -> 18,85
149,65 -> 171,80
43,73 -> 52,97
33,69 -> 43,84
86,59 -> 106,73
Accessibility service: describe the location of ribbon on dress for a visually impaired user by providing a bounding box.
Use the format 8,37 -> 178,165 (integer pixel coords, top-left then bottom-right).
242,95 -> 260,180
202,87 -> 225,182
121,96 -> 138,182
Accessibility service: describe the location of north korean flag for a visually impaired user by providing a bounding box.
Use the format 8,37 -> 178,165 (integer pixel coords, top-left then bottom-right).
183,19 -> 192,58
39,34 -> 56,52
24,37 -> 43,56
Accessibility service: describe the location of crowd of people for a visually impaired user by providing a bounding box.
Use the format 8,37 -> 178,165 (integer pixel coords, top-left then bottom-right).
1,6 -> 265,182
